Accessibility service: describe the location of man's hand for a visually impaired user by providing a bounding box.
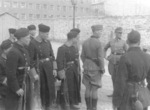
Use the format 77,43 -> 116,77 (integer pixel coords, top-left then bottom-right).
2,78 -> 7,85
53,70 -> 57,77
34,74 -> 39,81
16,89 -> 24,96
113,105 -> 118,110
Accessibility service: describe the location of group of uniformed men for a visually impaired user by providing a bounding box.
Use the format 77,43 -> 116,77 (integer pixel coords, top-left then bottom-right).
0,23 -> 150,110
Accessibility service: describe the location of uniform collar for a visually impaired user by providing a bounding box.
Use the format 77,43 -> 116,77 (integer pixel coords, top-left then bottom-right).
128,46 -> 141,52
91,35 -> 99,39
35,36 -> 47,43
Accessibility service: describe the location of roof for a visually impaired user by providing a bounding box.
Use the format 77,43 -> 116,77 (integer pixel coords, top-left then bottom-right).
0,12 -> 19,20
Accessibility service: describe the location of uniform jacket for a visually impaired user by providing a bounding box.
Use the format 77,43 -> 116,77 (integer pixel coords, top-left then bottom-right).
104,38 -> 127,64
81,35 -> 104,71
0,56 -> 7,96
6,43 -> 30,93
113,47 -> 150,110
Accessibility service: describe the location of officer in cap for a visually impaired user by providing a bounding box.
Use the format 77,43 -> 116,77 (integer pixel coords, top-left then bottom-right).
28,24 -> 57,110
81,24 -> 105,110
27,24 -> 36,40
104,27 -> 128,97
0,40 -> 12,109
113,30 -> 150,110
56,31 -> 81,109
5,28 -> 31,110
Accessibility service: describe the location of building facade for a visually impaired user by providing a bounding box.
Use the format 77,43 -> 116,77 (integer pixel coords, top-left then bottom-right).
0,0 -> 92,20
91,0 -> 105,16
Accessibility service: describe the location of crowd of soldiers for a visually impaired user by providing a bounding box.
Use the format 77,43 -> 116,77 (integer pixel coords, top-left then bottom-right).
0,22 -> 150,110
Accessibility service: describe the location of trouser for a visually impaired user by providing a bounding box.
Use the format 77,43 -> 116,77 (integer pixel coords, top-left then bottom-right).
108,62 -> 118,89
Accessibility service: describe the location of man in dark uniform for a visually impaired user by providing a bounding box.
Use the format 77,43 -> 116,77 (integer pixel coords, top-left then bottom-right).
28,24 -> 57,110
0,28 -> 16,55
5,28 -> 31,110
0,40 -> 12,110
57,31 -> 81,110
27,24 -> 36,41
113,30 -> 150,110
81,25 -> 105,110
70,28 -> 81,95
104,27 -> 128,97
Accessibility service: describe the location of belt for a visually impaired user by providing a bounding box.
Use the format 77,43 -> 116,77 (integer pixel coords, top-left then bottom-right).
111,52 -> 124,55
67,61 -> 74,65
18,66 -> 30,70
40,58 -> 50,63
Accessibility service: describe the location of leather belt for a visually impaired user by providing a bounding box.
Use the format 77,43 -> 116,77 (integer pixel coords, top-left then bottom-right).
40,58 -> 50,63
111,52 -> 124,55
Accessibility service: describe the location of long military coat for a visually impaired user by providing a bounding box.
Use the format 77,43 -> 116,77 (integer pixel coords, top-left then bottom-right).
113,47 -> 150,110
28,38 -> 56,107
5,43 -> 30,110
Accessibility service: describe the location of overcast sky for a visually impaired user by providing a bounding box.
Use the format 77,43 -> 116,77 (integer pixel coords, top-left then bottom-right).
105,0 -> 150,16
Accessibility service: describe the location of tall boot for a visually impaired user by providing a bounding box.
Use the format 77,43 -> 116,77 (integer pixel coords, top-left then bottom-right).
92,99 -> 98,110
85,98 -> 91,110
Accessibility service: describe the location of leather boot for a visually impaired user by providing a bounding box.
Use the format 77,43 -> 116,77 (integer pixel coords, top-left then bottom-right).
92,99 -> 98,110
85,98 -> 91,110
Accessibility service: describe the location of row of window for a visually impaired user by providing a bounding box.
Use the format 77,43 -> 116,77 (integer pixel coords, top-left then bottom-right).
14,13 -> 76,20
0,1 -> 89,10
0,1 -> 90,13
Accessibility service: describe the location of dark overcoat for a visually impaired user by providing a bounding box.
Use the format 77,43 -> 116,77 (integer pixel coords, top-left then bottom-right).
56,44 -> 81,106
5,43 -> 30,110
113,47 -> 150,110
28,38 -> 56,107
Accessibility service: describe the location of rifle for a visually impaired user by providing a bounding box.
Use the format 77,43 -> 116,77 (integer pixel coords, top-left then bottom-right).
18,65 -> 29,110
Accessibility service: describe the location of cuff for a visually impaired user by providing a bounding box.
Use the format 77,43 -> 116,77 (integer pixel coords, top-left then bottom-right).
53,61 -> 57,70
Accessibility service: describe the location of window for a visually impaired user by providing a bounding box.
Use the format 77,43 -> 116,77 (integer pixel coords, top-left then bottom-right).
57,6 -> 60,11
12,2 -> 18,8
49,15 -> 53,18
36,14 -> 40,19
50,5 -> 54,10
4,1 -> 11,8
43,4 -> 47,9
63,6 -> 66,11
29,14 -> 33,19
20,2 -> 26,8
21,14 -> 26,20
81,7 -> 83,12
29,3 -> 33,9
44,14 -> 47,18
36,4 -> 40,9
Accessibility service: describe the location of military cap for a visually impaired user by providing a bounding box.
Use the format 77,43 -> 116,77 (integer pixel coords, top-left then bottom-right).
67,31 -> 78,40
115,27 -> 123,33
27,24 -> 36,31
38,24 -> 50,32
91,25 -> 103,32
9,28 -> 16,34
70,28 -> 80,34
1,40 -> 12,50
14,28 -> 29,40
127,30 -> 141,44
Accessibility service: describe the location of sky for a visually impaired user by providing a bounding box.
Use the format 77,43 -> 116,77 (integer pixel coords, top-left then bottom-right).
105,0 -> 150,16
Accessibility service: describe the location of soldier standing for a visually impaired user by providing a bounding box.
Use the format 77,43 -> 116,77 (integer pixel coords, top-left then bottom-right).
81,25 -> 105,110
28,24 -> 57,110
27,24 -> 36,40
0,28 -> 16,55
56,31 -> 81,110
104,27 -> 128,97
5,28 -> 31,110
0,40 -> 12,110
113,30 -> 150,110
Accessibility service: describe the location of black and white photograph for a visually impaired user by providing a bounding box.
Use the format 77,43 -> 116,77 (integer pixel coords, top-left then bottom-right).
0,0 -> 150,110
